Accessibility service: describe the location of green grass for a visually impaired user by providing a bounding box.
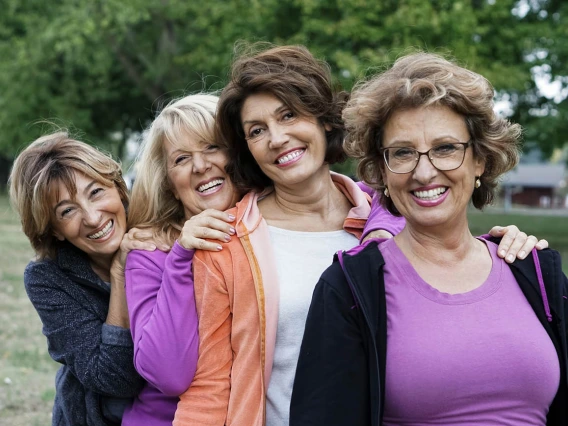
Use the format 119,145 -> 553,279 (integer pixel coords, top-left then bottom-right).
0,194 -> 58,426
468,210 -> 568,275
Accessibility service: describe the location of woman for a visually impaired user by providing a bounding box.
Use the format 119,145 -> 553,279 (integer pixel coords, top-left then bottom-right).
290,53 -> 568,425
173,46 -> 545,426
121,94 -> 241,425
8,132 -> 156,426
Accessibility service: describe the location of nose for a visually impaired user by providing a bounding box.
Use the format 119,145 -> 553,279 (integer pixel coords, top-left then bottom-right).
412,153 -> 437,183
192,153 -> 212,174
83,206 -> 102,227
268,123 -> 289,149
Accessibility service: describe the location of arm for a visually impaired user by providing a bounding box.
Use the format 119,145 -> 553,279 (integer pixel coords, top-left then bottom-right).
125,242 -> 198,396
290,274 -> 371,426
24,262 -> 143,397
174,253 -> 232,426
357,181 -> 405,240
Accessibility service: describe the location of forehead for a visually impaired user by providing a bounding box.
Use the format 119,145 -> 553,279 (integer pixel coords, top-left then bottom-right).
163,132 -> 211,155
383,105 -> 468,145
240,93 -> 284,120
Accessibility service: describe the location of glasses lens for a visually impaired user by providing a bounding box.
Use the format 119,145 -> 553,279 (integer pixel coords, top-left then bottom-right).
430,143 -> 466,171
384,147 -> 417,173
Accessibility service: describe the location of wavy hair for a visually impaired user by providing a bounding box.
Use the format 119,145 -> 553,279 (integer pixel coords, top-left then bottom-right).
343,52 -> 522,214
216,43 -> 349,193
127,94 -> 219,245
9,131 -> 127,259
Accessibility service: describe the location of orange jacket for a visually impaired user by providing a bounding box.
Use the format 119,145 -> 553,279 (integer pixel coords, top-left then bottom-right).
174,173 -> 370,426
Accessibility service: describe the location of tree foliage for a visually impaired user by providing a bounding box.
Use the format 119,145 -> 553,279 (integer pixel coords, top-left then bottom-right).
0,0 -> 565,161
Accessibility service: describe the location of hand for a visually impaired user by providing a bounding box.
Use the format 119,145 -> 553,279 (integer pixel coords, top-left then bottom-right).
111,227 -> 165,280
362,230 -> 394,243
178,209 -> 236,251
488,225 -> 548,263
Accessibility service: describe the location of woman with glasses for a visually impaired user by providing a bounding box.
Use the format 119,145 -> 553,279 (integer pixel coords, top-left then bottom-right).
291,52 -> 568,426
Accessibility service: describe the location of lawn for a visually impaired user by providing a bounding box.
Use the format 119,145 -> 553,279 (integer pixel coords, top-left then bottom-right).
0,192 -> 566,426
468,209 -> 568,275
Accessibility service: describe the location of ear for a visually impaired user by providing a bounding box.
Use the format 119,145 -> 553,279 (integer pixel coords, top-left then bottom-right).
323,122 -> 332,132
52,230 -> 65,242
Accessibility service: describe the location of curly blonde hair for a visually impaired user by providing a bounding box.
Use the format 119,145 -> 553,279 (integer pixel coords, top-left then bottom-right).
127,94 -> 219,245
9,131 -> 128,259
343,52 -> 522,215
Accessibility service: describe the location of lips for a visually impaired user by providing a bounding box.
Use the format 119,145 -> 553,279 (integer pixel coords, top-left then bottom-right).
275,149 -> 305,165
196,178 -> 224,194
87,219 -> 113,240
412,187 -> 447,200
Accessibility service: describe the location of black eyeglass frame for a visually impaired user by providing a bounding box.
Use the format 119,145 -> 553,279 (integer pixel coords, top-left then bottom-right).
379,140 -> 473,174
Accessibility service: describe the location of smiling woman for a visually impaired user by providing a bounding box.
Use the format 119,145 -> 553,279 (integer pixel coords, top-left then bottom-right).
8,132 -> 155,426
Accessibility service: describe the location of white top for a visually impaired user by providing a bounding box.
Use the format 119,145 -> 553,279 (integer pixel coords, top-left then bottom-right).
265,226 -> 358,426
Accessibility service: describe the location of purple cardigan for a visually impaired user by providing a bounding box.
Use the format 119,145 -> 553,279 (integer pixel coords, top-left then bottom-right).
122,242 -> 198,426
122,182 -> 404,424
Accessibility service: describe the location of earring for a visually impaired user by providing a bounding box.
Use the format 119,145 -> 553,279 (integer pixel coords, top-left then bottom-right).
475,178 -> 481,189
384,187 -> 390,197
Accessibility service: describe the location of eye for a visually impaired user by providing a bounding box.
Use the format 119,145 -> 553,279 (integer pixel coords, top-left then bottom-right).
60,207 -> 73,217
90,187 -> 104,196
248,127 -> 265,140
282,110 -> 295,121
391,147 -> 416,160
174,154 -> 191,165
204,144 -> 220,152
432,143 -> 459,156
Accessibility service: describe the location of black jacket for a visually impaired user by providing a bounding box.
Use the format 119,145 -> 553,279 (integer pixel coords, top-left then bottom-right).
24,242 -> 144,426
290,240 -> 568,426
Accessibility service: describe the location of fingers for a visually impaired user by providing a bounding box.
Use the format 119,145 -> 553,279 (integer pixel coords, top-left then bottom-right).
493,224 -> 542,263
178,211 -> 236,251
124,227 -> 170,252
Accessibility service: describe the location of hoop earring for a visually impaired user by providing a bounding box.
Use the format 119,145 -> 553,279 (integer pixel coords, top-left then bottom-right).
384,187 -> 390,197
475,178 -> 481,189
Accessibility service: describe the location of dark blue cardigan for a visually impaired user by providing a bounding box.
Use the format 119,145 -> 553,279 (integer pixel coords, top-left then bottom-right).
24,242 -> 143,425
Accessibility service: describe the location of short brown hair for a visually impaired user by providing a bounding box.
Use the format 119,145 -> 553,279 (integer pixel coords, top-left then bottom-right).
9,131 -> 128,259
343,52 -> 522,215
216,43 -> 348,193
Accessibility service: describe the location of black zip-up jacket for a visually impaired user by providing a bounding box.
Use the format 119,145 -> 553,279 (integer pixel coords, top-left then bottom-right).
290,240 -> 568,426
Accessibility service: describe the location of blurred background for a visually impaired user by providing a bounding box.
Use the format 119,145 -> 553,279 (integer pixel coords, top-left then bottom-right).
0,0 -> 567,424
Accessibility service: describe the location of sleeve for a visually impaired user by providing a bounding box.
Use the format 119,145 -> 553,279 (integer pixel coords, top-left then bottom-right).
24,262 -> 143,397
125,242 -> 199,396
173,253 -> 232,426
290,273 -> 371,426
357,181 -> 405,238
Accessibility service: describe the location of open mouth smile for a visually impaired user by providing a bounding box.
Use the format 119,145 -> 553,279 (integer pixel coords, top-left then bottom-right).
87,219 -> 113,240
197,178 -> 224,194
412,187 -> 447,200
276,149 -> 305,165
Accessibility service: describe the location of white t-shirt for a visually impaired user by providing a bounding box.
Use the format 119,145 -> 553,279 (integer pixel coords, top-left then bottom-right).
265,226 -> 358,426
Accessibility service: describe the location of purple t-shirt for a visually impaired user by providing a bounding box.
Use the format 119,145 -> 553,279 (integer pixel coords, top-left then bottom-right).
379,238 -> 560,425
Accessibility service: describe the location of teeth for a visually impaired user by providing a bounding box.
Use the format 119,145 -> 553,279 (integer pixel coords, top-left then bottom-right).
88,220 -> 113,240
413,187 -> 447,200
277,150 -> 303,164
198,179 -> 224,193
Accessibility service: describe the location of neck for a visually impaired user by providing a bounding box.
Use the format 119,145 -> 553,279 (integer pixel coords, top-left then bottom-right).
262,167 -> 351,231
395,214 -> 477,264
89,255 -> 113,282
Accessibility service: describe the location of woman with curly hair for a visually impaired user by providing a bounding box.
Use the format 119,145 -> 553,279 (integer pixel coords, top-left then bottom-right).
291,52 -> 567,425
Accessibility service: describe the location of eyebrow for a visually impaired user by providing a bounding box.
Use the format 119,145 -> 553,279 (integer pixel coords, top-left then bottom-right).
52,180 -> 97,212
384,136 -> 463,146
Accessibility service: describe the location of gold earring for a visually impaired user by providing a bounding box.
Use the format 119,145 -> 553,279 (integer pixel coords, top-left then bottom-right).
384,187 -> 390,197
475,178 -> 481,189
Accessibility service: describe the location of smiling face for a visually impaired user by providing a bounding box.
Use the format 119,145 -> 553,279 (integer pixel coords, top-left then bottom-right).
164,135 -> 238,219
382,105 -> 485,231
240,92 -> 330,189
50,171 -> 127,263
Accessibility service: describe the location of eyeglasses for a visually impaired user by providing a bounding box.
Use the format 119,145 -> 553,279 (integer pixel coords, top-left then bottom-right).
380,141 -> 472,174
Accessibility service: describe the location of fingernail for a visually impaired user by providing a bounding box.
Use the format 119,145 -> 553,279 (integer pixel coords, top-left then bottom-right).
150,244 -> 156,251
519,250 -> 526,259
228,214 -> 235,221
224,234 -> 231,242
216,245 -> 223,251
499,249 -> 506,257
229,227 -> 236,235
506,254 -> 514,263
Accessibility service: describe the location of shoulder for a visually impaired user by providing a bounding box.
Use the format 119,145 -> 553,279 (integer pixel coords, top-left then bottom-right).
125,248 -> 168,270
24,258 -> 65,285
